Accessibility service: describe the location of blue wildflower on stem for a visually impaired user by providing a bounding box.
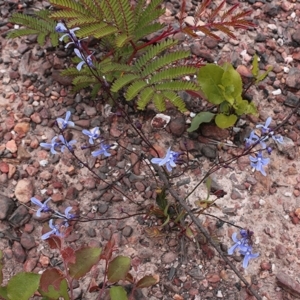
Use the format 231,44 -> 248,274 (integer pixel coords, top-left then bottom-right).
40,136 -> 62,154
82,127 -> 100,144
91,143 -> 111,157
59,135 -> 77,153
55,22 -> 81,48
56,111 -> 75,130
31,197 -> 52,217
227,232 -> 249,255
256,116 -> 272,134
151,147 -> 181,172
239,247 -> 259,269
245,131 -> 259,148
249,151 -> 270,176
74,49 -> 94,71
41,219 -> 63,240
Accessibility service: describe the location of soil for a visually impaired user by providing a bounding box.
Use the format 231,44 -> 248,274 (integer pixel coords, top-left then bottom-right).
1,0 -> 300,300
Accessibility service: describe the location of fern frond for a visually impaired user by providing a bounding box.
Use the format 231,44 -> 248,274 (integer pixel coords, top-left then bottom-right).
61,67 -> 83,77
220,3 -> 239,21
161,91 -> 187,112
50,0 -> 87,17
114,0 -> 135,36
194,0 -> 211,23
71,82 -> 93,93
135,39 -> 178,70
153,93 -> 166,112
140,51 -> 190,77
93,26 -> 118,39
91,83 -> 101,98
137,87 -> 155,110
126,80 -> 149,100
72,75 -> 97,85
155,81 -> 199,91
7,11 -> 59,46
133,23 -> 164,42
196,26 -> 220,40
75,22 -> 108,38
208,0 -> 226,22
111,74 -> 140,92
149,66 -> 197,84
100,63 -> 135,74
135,0 -> 164,29
115,33 -> 133,48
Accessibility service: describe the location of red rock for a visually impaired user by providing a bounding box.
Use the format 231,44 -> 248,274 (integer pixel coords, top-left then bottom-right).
30,112 -> 42,123
8,164 -> 16,179
0,162 -> 9,173
25,165 -> 39,176
15,179 -> 34,203
5,116 -> 15,131
39,255 -> 50,267
12,241 -> 26,263
276,272 -> 300,298
24,258 -> 38,272
51,193 -> 63,202
24,223 -> 34,233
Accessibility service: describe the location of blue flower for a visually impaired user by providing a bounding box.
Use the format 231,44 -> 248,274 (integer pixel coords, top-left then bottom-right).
74,49 -> 94,71
40,136 -> 62,154
249,151 -> 270,176
55,207 -> 77,225
41,219 -> 63,240
58,135 -> 77,153
55,22 -> 67,33
228,232 -> 249,255
151,147 -> 181,172
256,116 -> 272,134
239,246 -> 259,268
56,111 -> 75,130
91,143 -> 111,157
82,127 -> 100,144
245,131 -> 259,148
31,197 -> 52,217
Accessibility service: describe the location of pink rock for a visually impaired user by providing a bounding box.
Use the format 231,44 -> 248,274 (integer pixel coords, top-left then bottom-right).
0,162 -> 9,173
14,122 -> 30,136
15,179 -> 34,203
6,140 -> 17,153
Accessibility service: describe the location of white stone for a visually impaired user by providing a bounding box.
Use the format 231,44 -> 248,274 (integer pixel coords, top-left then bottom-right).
272,89 -> 281,95
217,290 -> 223,298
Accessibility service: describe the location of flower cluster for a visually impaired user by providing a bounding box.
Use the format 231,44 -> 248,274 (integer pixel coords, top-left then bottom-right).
30,197 -> 77,240
55,22 -> 94,71
245,117 -> 284,176
151,147 -> 181,172
228,229 -> 259,268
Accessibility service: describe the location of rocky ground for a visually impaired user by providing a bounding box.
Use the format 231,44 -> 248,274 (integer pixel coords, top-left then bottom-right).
1,0 -> 300,299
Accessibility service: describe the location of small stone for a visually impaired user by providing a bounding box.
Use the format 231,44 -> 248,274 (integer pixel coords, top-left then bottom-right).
231,189 -> 242,200
98,203 -> 108,213
12,241 -> 26,263
30,112 -> 42,123
87,228 -> 96,237
201,145 -> 217,159
14,122 -> 30,136
200,124 -> 229,140
263,3 -> 279,17
203,37 -> 218,49
122,226 -> 133,237
23,258 -> 38,272
101,228 -> 112,241
162,251 -> 177,264
9,205 -> 31,227
15,179 -> 34,203
292,28 -> 300,45
134,182 -> 145,192
51,193 -> 63,202
84,178 -> 96,190
168,115 -> 186,137
276,272 -> 300,298
39,255 -> 50,267
6,140 -> 17,153
65,187 -> 79,200
286,68 -> 300,89
275,244 -> 287,259
207,273 -> 220,283
20,232 -> 36,250
0,194 -> 15,220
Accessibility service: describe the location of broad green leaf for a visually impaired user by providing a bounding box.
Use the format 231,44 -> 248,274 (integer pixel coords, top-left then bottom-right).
215,114 -> 237,129
187,111 -> 215,132
7,272 -> 40,300
234,97 -> 257,116
136,275 -> 157,288
198,64 -> 224,104
107,256 -> 131,283
109,286 -> 128,300
68,247 -> 101,280
39,268 -> 69,300
221,63 -> 242,103
219,101 -> 230,114
0,286 -> 8,299
251,54 -> 259,77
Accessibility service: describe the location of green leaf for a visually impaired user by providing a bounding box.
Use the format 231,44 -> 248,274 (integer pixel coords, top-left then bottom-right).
198,64 -> 224,104
255,66 -> 273,83
221,63 -> 242,104
0,286 -> 8,299
252,54 -> 259,77
215,113 -> 237,129
39,268 -> 69,300
109,286 -> 128,300
7,272 -> 40,300
136,275 -> 157,288
68,247 -> 101,280
187,111 -> 215,132
107,256 -> 131,283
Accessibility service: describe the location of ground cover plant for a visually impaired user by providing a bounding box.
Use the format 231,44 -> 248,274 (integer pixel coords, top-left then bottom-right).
1,0 -> 299,299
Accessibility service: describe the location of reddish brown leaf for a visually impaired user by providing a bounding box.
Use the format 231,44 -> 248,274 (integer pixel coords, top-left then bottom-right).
61,247 -> 76,264
208,0 -> 226,22
100,238 -> 116,261
39,268 -> 65,292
